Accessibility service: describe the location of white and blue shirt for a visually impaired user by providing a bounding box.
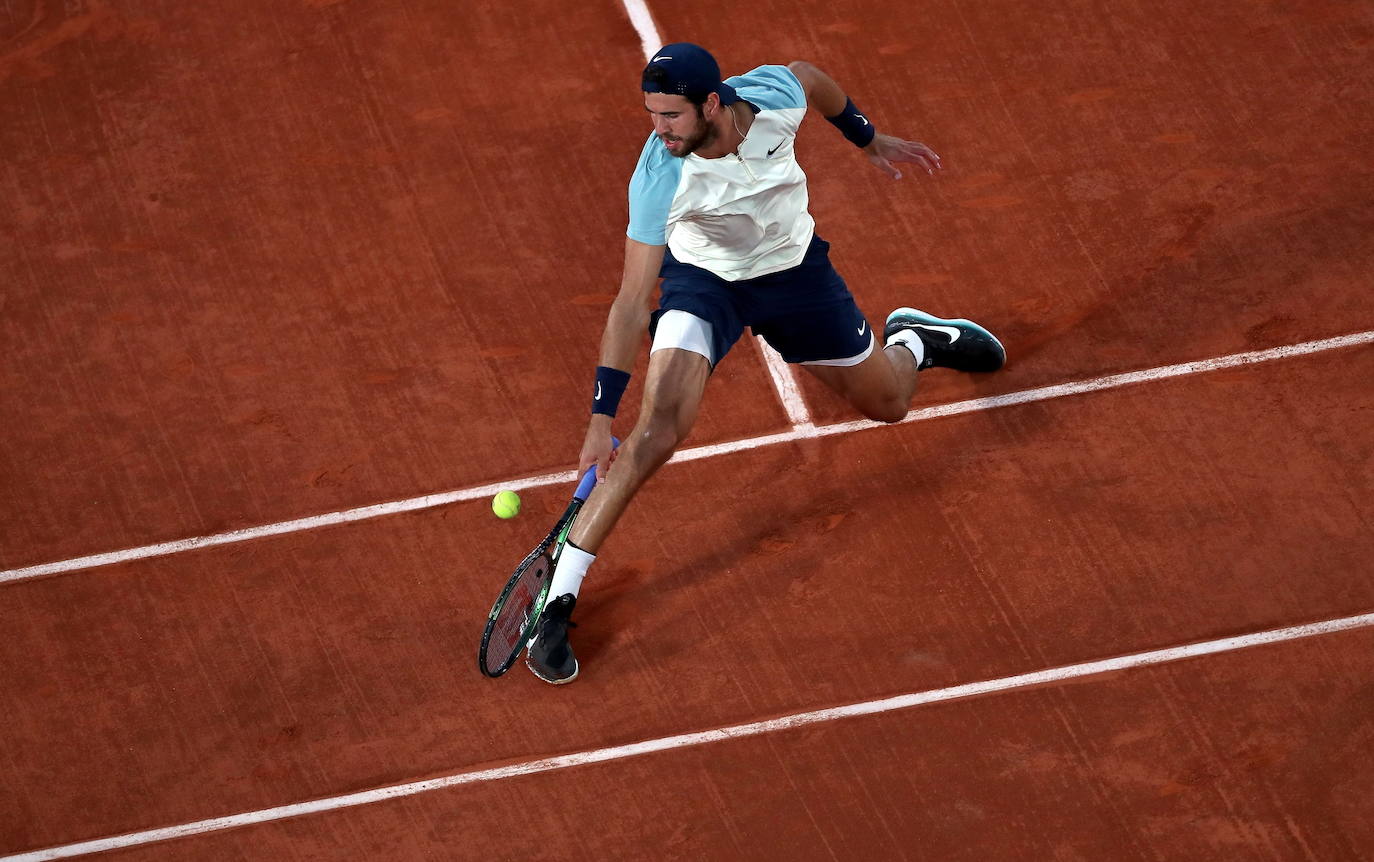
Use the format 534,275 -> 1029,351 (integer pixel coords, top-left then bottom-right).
627,65 -> 812,282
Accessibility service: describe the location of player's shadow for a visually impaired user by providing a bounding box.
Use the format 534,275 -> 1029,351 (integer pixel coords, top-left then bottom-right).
574,428 -> 968,666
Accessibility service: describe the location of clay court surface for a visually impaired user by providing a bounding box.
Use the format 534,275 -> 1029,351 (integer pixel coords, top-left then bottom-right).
3,0 -> 1374,858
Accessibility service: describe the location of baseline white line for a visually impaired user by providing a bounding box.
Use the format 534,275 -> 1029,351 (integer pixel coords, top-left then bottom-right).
3,330 -> 1370,585
805,328 -> 1374,439
8,609 -> 1373,860
617,0 -> 813,429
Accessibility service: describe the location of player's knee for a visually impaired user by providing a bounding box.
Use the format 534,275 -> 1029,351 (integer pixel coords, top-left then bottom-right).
634,406 -> 686,462
862,399 -> 909,424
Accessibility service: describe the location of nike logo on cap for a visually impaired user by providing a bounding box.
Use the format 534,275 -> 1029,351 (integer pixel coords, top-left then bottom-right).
652,55 -> 672,62
912,323 -> 961,343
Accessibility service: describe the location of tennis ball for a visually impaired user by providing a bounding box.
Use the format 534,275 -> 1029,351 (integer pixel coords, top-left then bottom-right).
492,490 -> 521,519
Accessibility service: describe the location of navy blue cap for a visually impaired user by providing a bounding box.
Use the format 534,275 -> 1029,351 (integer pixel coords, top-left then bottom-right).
641,43 -> 741,106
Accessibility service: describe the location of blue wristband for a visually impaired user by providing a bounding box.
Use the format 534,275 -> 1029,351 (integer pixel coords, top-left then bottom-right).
826,97 -> 876,148
592,366 -> 631,417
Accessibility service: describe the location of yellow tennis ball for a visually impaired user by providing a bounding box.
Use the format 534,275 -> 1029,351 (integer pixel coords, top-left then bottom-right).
492,490 -> 521,519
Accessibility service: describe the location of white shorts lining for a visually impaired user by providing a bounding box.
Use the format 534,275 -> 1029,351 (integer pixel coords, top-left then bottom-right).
798,334 -> 875,367
650,310 -> 715,365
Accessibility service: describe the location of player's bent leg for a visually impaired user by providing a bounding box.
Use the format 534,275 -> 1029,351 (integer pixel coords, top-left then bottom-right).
803,342 -> 918,424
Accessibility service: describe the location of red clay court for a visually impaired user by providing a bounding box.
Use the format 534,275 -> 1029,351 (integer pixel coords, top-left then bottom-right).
3,0 -> 1373,858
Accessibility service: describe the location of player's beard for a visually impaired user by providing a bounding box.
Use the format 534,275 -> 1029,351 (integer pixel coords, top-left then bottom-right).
662,107 -> 715,158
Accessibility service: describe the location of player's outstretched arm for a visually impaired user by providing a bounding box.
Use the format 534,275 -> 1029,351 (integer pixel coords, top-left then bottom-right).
580,238 -> 665,481
786,60 -> 942,180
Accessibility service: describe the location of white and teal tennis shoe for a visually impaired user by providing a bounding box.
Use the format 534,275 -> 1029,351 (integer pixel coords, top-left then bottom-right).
884,308 -> 1006,372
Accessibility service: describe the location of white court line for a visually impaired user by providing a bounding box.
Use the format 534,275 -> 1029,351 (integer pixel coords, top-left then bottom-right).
2,330 -> 1371,585
7,609 -> 1373,860
752,335 -> 815,430
619,0 -> 661,62
618,0 -> 814,429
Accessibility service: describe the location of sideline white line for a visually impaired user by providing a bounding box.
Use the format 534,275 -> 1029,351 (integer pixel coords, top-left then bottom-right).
2,330 -> 1371,585
618,0 -> 661,62
752,335 -> 815,430
8,609 -> 1372,860
617,0 -> 813,429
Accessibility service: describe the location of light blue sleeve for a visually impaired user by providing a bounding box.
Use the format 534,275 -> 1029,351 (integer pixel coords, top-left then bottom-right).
626,134 -> 683,245
726,65 -> 807,111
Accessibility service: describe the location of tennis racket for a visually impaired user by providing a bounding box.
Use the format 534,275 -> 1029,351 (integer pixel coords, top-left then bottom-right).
478,440 -> 616,677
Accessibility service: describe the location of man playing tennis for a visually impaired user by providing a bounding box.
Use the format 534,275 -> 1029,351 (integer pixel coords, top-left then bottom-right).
527,43 -> 1005,684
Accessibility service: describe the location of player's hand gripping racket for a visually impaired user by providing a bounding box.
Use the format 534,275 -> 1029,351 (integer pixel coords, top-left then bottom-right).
478,438 -> 617,677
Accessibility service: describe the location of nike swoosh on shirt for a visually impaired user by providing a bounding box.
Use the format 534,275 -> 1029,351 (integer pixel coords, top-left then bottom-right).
767,140 -> 784,157
912,323 -> 961,343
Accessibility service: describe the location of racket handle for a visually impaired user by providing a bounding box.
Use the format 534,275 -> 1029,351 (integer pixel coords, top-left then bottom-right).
573,436 -> 620,501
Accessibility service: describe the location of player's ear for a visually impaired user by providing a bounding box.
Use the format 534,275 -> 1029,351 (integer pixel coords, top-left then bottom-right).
703,92 -> 720,118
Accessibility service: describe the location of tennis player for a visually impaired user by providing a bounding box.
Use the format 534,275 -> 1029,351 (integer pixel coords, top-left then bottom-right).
527,43 -> 1005,684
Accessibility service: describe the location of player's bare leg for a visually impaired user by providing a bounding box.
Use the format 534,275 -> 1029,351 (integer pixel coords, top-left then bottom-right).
804,343 -> 918,424
570,345 -> 710,551
527,345 -> 709,684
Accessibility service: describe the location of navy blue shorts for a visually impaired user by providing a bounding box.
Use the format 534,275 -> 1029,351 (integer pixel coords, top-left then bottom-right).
650,235 -> 873,367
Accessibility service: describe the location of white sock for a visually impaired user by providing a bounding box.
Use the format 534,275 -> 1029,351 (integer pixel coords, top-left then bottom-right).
886,330 -> 926,367
548,542 -> 595,600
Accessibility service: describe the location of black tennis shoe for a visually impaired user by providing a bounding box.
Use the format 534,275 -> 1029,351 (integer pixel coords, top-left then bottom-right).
884,307 -> 1006,372
526,593 -> 579,685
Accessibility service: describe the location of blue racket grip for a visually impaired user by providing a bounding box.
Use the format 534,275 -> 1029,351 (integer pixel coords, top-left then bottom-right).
573,436 -> 620,502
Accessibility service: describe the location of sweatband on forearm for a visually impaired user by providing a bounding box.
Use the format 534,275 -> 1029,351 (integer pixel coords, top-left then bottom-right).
825,97 -> 876,148
592,366 -> 631,416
